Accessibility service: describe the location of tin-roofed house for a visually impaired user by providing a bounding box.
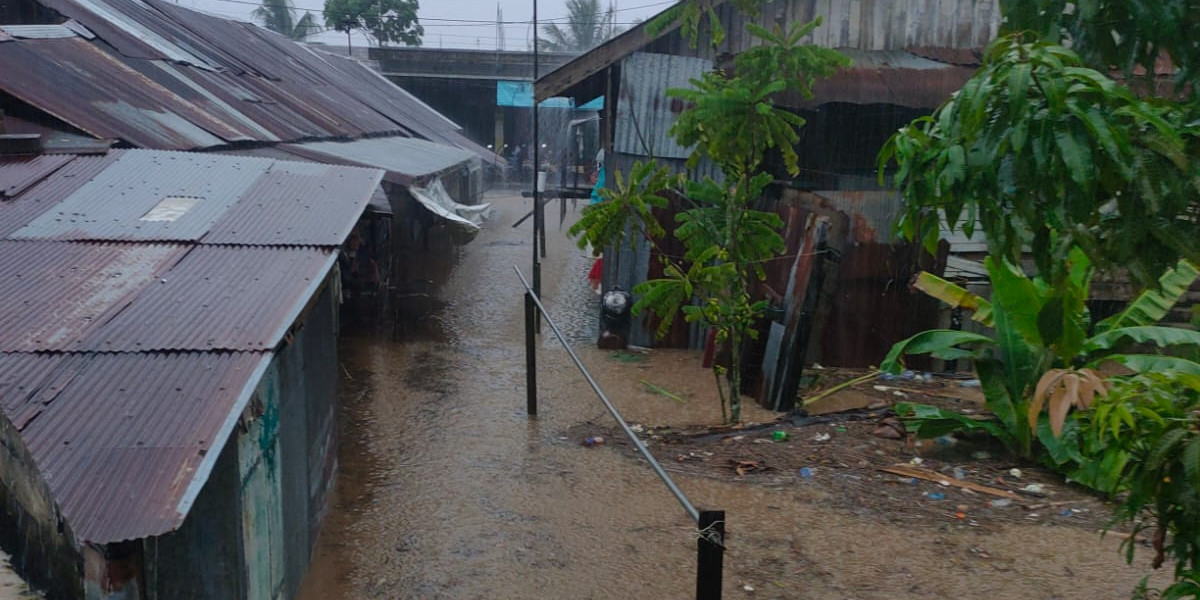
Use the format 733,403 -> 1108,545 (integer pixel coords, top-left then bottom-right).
0,0 -> 501,290
535,0 -> 1000,410
0,149 -> 385,599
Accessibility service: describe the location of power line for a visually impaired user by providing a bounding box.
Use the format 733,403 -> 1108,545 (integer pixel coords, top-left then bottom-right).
199,0 -> 671,25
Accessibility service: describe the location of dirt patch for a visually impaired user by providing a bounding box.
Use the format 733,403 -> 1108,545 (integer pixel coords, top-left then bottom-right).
566,366 -> 1130,539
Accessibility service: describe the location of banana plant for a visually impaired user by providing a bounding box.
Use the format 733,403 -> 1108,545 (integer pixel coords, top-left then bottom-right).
881,251 -> 1200,460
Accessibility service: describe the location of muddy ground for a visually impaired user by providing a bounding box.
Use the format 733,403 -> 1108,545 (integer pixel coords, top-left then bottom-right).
298,192 -> 1171,600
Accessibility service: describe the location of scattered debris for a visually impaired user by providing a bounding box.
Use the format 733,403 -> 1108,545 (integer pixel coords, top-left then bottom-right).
1008,468 -> 1023,479
880,465 -> 1022,500
811,432 -> 831,442
1018,483 -> 1048,497
609,351 -> 647,363
989,498 -> 1013,508
971,451 -> 992,460
773,431 -> 790,442
582,436 -> 605,447
798,467 -> 814,479
872,417 -> 906,439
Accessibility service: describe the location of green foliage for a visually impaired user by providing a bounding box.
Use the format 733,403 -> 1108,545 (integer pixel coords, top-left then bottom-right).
324,0 -> 422,46
253,0 -> 320,39
645,0 -> 767,49
878,35 -> 1200,288
996,0 -> 1200,97
539,0 -> 622,53
669,18 -> 850,177
1085,372 -> 1200,595
883,256 -> 1200,459
570,19 -> 846,423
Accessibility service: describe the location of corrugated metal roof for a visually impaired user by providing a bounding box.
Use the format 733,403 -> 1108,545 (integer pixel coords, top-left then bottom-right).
11,351 -> 270,543
1,0 -> 494,162
0,154 -> 73,197
0,153 -> 121,237
614,52 -> 711,160
0,25 -> 80,39
84,246 -> 335,351
281,137 -> 478,185
0,241 -> 188,352
203,161 -> 383,245
11,150 -> 269,242
0,352 -> 75,430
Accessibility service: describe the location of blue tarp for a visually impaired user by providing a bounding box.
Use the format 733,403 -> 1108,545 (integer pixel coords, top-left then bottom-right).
496,80 -> 605,110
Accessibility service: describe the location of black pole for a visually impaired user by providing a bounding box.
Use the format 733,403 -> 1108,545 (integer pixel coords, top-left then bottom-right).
696,510 -> 725,600
524,291 -> 537,416
346,29 -> 351,55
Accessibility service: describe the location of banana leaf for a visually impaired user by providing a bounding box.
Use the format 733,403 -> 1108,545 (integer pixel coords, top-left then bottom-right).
879,329 -> 994,374
911,271 -> 994,326
1084,326 -> 1200,354
1097,259 -> 1200,332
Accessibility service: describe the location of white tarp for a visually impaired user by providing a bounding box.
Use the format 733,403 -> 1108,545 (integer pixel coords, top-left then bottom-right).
408,178 -> 490,242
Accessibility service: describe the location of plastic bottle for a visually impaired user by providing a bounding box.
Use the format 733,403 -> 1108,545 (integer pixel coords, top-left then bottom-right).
582,436 -> 606,447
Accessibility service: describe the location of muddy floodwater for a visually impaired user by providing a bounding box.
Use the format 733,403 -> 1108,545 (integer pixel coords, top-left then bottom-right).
297,193 -> 1165,600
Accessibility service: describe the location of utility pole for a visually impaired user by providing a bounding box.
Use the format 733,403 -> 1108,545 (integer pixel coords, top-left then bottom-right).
532,0 -> 543,297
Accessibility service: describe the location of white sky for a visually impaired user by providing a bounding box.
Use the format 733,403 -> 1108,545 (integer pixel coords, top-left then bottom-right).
180,0 -> 673,50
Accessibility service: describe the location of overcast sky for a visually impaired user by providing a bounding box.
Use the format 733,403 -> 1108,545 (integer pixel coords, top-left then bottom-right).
181,0 -> 673,51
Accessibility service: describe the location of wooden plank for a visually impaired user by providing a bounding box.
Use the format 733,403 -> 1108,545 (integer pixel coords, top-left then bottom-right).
880,465 -> 1023,500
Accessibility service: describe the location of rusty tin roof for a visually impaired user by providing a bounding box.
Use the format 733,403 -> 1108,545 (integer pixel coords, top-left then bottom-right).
5,350 -> 271,544
0,148 -> 381,544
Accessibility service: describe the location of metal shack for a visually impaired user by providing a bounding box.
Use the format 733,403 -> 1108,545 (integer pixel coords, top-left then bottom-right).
536,0 -> 1001,409
0,149 -> 384,600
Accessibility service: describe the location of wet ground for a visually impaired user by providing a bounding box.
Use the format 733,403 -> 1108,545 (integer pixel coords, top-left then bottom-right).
297,192 -> 1170,599
0,551 -> 39,600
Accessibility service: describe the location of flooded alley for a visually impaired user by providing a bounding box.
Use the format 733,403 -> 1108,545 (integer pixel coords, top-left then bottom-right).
298,193 -> 1167,600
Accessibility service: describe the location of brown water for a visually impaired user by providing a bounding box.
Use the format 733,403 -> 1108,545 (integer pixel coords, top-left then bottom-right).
298,193 -> 1166,600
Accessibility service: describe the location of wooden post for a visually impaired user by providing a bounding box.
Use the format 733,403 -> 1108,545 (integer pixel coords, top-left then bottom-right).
696,510 -> 725,600
524,291 -> 537,416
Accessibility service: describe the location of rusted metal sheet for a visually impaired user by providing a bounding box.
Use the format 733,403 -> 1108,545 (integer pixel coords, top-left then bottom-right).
0,25 -> 78,39
790,190 -> 944,369
12,351 -> 271,544
0,352 -> 76,430
84,246 -> 335,351
0,153 -> 120,237
280,137 -> 477,186
0,154 -> 73,197
0,241 -> 188,352
204,161 -> 382,246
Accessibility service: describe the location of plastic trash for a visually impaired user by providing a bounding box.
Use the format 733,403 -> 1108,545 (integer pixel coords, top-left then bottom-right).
935,435 -> 957,446
1021,483 -> 1046,494
926,492 -> 946,500
959,379 -> 982,388
772,431 -> 789,442
909,457 -> 924,466
798,467 -> 814,479
1008,468 -> 1023,478
971,451 -> 992,460
952,467 -> 967,480
811,432 -> 831,442
988,499 -> 1012,508
582,436 -> 606,447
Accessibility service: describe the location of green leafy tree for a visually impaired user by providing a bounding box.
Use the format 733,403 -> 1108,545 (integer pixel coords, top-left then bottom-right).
878,36 -> 1198,288
253,0 -> 320,40
570,19 -> 849,423
539,0 -> 620,53
324,0 -> 422,47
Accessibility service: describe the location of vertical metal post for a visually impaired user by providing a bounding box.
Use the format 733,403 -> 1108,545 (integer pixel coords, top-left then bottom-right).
524,291 -> 538,416
696,510 -> 725,600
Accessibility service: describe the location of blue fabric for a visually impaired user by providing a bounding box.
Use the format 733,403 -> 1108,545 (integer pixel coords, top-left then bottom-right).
590,165 -> 606,204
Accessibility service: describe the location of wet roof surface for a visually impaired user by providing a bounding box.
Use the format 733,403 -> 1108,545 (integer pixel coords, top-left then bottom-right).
0,149 -> 381,543
0,0 -> 492,161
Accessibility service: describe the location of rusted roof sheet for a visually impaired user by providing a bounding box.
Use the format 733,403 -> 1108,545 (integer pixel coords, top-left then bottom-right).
3,0 -> 492,162
203,160 -> 383,245
280,137 -> 477,186
8,350 -> 271,544
11,150 -> 270,242
906,46 -> 983,66
784,50 -> 978,109
0,154 -> 73,197
0,241 -> 188,352
84,246 -> 335,351
0,153 -> 121,237
0,352 -> 75,430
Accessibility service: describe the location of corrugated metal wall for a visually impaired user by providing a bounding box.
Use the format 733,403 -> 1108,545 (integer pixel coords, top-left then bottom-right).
614,53 -> 712,160
646,0 -> 1000,59
145,279 -> 341,600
